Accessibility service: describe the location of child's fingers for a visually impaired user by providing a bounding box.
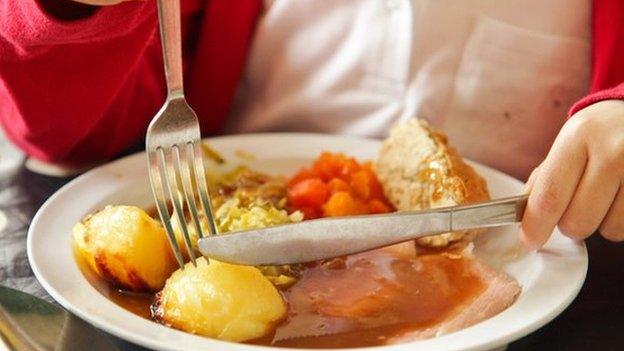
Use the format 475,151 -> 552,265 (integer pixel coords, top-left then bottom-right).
523,162 -> 542,194
558,159 -> 620,240
599,184 -> 624,241
519,137 -> 587,249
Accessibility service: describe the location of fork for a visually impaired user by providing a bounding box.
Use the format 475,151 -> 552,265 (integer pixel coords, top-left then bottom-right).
146,0 -> 217,269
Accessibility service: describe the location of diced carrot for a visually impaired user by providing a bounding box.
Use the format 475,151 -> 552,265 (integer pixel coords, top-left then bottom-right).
313,152 -> 361,181
288,178 -> 330,209
297,206 -> 323,220
367,176 -> 385,201
288,168 -> 320,187
361,161 -> 378,173
313,153 -> 339,181
323,191 -> 368,217
327,178 -> 351,194
367,199 -> 393,214
351,170 -> 383,200
359,164 -> 385,198
339,158 -> 360,179
288,152 -> 394,220
350,170 -> 371,200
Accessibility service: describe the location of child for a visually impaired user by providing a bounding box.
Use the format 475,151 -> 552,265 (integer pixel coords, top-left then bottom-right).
0,0 -> 622,247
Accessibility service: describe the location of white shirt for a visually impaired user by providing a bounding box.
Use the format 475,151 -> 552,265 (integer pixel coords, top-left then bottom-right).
227,0 -> 590,180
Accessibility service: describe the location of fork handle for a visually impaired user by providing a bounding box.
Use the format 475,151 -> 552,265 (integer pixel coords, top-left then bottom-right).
156,0 -> 184,97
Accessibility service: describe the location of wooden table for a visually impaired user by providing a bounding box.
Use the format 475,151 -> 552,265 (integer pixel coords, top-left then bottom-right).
1,154 -> 622,350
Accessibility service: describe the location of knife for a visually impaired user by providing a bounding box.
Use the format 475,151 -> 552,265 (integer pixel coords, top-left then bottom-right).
198,194 -> 528,265
0,285 -> 120,351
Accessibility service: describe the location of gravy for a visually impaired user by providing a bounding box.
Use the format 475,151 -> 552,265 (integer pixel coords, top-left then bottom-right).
76,246 -> 486,348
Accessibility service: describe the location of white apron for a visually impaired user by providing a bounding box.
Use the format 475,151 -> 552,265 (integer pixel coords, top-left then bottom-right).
227,0 -> 590,180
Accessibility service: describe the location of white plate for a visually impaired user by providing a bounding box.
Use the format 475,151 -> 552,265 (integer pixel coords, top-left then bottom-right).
28,133 -> 587,351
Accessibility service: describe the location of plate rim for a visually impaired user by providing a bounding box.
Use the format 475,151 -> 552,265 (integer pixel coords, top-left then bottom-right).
27,132 -> 588,351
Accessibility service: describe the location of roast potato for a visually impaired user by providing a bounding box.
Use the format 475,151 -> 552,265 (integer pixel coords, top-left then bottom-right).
73,205 -> 178,292
153,258 -> 286,342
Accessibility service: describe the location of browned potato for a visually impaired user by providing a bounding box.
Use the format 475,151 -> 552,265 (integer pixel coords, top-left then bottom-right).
153,258 -> 286,342
73,205 -> 178,292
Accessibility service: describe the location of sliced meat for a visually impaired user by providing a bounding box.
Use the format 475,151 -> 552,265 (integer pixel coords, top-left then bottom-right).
387,258 -> 521,344
272,249 -> 520,348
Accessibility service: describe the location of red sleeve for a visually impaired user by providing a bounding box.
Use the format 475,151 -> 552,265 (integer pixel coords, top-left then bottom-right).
569,82 -> 624,115
569,0 -> 624,116
0,0 -> 162,165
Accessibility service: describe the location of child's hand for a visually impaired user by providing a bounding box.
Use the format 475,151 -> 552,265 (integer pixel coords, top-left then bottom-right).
520,100 -> 624,248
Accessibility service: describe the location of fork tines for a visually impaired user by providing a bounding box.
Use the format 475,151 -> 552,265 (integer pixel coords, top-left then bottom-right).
148,141 -> 217,269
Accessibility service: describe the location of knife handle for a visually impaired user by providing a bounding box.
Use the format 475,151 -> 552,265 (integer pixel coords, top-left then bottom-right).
450,194 -> 528,231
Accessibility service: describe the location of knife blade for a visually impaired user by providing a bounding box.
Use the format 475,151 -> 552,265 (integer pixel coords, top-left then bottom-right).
0,285 -> 120,351
198,194 -> 528,265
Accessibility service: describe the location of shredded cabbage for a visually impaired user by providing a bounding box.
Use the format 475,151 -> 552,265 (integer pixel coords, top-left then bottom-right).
213,198 -> 303,288
215,198 -> 303,233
